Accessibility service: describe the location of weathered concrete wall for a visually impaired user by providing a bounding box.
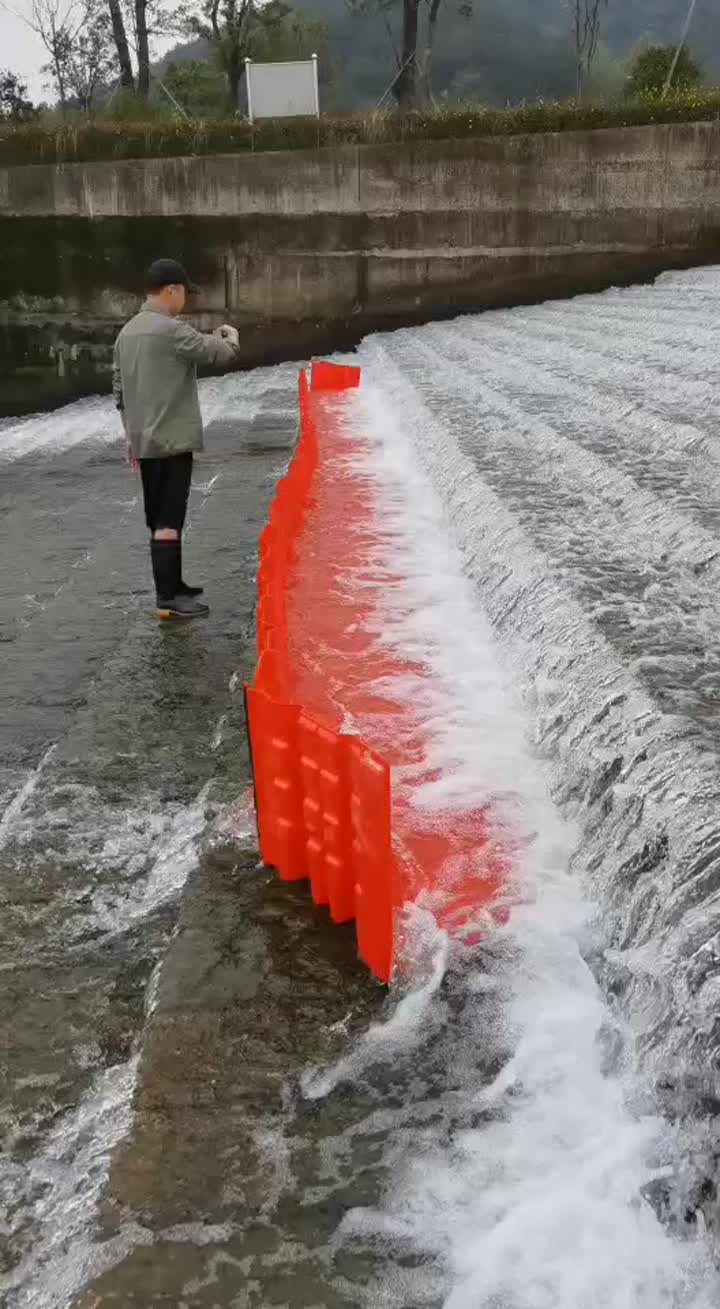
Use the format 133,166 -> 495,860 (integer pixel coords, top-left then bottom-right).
2,122 -> 720,415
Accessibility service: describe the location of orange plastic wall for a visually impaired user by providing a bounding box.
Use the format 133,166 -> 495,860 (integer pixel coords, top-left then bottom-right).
246,362 -> 395,983
247,360 -> 505,985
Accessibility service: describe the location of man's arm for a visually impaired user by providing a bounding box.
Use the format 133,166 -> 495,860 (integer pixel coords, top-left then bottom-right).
172,319 -> 239,368
113,339 -> 137,468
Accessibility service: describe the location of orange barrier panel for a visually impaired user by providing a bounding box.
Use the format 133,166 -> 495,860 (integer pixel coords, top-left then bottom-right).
311,360 -> 361,392
247,360 -> 395,982
246,685 -> 394,982
247,359 -> 504,985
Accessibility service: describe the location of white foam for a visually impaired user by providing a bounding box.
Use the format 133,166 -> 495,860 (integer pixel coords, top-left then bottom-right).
1,778 -> 215,1305
303,907 -> 449,1100
0,745 -> 57,849
0,396 -> 118,462
0,1058 -> 140,1309
321,369 -> 720,1307
0,366 -> 292,464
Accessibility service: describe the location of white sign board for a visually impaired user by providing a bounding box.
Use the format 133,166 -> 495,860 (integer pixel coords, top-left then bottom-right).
245,57 -> 320,122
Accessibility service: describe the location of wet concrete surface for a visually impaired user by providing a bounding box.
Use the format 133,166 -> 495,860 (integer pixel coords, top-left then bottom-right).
0,369 -> 393,1307
10,278 -> 720,1308
73,853 -> 382,1308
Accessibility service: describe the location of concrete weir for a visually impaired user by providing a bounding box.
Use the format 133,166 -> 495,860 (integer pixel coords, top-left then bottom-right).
2,120 -> 720,414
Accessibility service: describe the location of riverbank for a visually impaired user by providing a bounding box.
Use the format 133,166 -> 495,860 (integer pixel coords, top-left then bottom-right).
2,87 -> 719,165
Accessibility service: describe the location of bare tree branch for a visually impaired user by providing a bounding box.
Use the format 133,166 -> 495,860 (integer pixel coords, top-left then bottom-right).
571,0 -> 608,99
28,0 -> 83,108
27,0 -> 114,110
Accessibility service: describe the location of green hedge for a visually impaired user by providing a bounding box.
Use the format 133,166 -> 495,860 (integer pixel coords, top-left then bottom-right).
2,88 -> 720,166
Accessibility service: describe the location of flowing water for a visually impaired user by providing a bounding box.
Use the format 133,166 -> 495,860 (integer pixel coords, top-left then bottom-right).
4,267 -> 720,1306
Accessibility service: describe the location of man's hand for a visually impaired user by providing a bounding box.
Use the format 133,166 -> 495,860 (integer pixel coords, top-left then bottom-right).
215,323 -> 239,348
125,442 -> 138,472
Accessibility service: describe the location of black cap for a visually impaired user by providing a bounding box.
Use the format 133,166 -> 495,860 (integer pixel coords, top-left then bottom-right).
145,258 -> 198,294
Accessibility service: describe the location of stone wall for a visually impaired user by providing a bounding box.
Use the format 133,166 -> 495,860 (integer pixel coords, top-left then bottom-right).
2,122 -> 720,415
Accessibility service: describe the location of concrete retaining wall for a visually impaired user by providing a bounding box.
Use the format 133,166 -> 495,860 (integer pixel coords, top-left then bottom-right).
2,122 -> 720,415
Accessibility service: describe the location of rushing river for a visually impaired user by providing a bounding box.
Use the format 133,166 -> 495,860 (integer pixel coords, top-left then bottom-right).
3,267 -> 720,1307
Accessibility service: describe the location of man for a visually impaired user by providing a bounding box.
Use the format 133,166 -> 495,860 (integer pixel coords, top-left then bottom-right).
113,258 -> 240,620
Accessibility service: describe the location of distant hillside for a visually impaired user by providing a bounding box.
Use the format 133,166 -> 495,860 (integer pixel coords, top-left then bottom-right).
160,0 -> 717,112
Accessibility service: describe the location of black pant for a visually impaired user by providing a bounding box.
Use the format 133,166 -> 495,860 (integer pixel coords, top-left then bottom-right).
140,453 -> 193,533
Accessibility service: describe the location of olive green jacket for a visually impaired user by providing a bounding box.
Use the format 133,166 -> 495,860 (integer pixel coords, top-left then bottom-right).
113,305 -> 237,459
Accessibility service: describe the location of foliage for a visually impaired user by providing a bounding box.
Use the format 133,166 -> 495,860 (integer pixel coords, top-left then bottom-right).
250,3 -> 330,68
603,0 -> 711,72
64,1 -> 117,110
348,0 -> 475,106
583,43 -> 626,100
28,0 -> 88,108
625,42 -> 702,98
297,0 -> 720,111
29,0 -> 175,105
179,0 -> 262,110
0,71 -> 38,123
27,0 -> 128,111
2,85 -> 720,164
160,59 -> 226,114
174,0 -> 330,111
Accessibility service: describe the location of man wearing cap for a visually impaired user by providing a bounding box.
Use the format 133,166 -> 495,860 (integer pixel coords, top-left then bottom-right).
113,258 -> 240,620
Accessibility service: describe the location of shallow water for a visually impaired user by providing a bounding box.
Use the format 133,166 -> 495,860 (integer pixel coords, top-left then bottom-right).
4,270 -> 720,1306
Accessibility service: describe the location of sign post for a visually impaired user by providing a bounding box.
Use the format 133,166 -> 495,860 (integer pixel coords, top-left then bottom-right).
245,57 -> 255,125
312,53 -> 320,118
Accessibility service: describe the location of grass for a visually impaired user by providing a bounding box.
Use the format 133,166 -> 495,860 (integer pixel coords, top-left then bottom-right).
1,87 -> 720,166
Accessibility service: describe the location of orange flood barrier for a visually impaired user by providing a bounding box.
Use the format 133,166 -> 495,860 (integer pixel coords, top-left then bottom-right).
246,361 -> 505,984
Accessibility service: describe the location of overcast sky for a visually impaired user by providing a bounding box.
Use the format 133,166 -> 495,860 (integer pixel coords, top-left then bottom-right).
1,1 -> 50,98
1,0 -> 178,101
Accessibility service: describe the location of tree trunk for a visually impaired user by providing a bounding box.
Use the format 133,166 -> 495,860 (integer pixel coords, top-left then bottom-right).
573,0 -> 582,99
135,0 -> 150,98
226,53 -> 242,113
107,0 -> 134,90
421,0 -> 443,104
53,46 -> 67,112
394,0 -> 420,108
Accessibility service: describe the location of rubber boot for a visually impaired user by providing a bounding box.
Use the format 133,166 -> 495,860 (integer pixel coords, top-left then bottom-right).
150,541 -> 209,620
176,541 -> 204,597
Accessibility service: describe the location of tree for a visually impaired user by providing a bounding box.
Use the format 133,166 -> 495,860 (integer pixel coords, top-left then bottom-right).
22,0 -> 115,111
135,0 -> 150,97
571,0 -> 608,100
249,0 -> 332,76
181,0 -> 255,112
625,42 -> 702,98
584,42 -> 625,98
162,58 -> 226,113
29,0 -> 78,109
65,2 -> 115,109
350,0 -> 473,107
107,0 -> 134,89
0,69 -> 38,121
396,0 -> 419,105
178,0 -> 329,114
103,0 -> 174,98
